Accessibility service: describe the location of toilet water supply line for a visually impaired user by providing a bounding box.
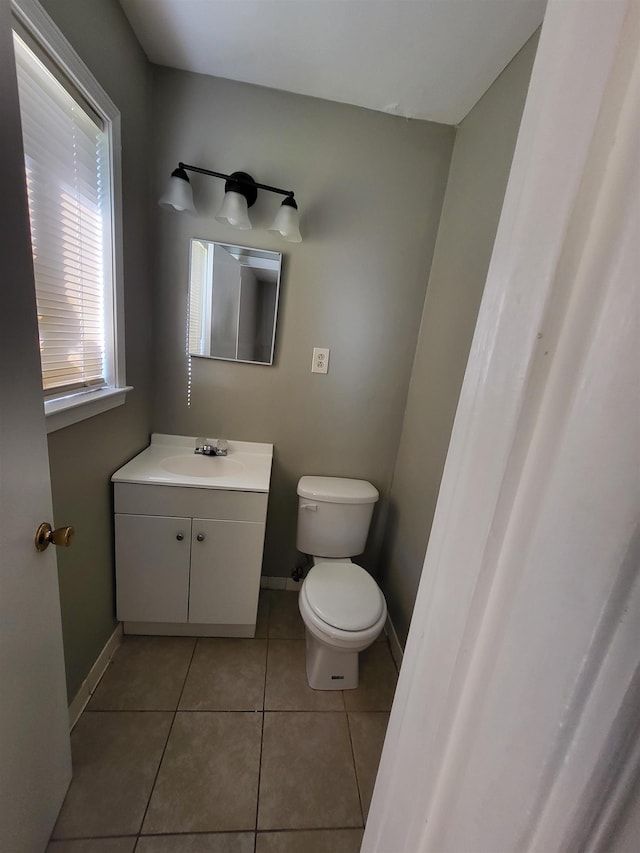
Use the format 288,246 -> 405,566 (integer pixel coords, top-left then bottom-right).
292,555 -> 312,583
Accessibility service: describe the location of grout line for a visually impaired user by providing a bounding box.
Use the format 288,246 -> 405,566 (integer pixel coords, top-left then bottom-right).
84,707 -> 352,714
345,708 -> 365,828
266,636 -> 307,641
254,706 -> 266,850
254,594 -> 271,851
135,828 -> 257,838
255,826 -> 365,835
135,639 -> 199,839
51,835 -> 138,843
56,827 -> 365,844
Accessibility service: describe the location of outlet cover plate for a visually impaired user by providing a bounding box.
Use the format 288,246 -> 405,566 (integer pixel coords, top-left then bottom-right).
312,347 -> 330,374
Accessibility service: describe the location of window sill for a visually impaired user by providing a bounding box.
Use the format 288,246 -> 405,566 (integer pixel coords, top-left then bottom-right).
45,385 -> 133,434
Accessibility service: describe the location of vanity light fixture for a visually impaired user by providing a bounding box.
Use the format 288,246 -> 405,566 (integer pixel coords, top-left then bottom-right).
268,196 -> 302,243
159,162 -> 302,243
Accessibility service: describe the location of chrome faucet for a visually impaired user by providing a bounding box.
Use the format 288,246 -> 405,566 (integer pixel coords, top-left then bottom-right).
195,438 -> 228,457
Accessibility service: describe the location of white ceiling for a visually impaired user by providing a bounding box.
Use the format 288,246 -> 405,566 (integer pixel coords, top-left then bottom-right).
119,0 -> 546,125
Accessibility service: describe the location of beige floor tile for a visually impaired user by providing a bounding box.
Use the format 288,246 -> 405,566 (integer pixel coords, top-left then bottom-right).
348,712 -> 390,819
143,712 -> 262,833
179,638 -> 267,710
265,640 -> 343,711
343,643 -> 398,711
268,591 -> 305,639
258,712 -> 362,830
254,589 -> 270,638
52,712 -> 172,839
136,833 -> 255,852
47,840 -> 136,853
256,829 -> 364,853
88,637 -> 195,711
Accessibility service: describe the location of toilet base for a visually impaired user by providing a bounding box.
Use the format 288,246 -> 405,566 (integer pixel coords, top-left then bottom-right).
305,629 -> 359,690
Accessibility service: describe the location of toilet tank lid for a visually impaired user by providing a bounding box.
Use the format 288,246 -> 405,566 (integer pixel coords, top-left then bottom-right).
297,476 -> 379,504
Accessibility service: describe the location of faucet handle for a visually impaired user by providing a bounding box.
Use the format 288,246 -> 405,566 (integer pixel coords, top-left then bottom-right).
195,437 -> 212,455
194,437 -> 227,456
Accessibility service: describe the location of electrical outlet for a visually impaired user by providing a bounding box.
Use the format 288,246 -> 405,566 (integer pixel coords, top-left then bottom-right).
311,347 -> 330,374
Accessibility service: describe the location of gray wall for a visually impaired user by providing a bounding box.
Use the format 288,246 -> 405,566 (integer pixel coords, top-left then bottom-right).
11,0 -> 535,700
151,69 -> 455,578
39,0 -> 154,700
379,34 -> 540,644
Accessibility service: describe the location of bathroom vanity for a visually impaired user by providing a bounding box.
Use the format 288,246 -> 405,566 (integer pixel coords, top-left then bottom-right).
111,434 -> 272,637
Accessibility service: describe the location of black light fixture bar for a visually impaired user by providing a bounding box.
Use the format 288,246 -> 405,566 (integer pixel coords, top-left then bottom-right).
179,162 -> 294,199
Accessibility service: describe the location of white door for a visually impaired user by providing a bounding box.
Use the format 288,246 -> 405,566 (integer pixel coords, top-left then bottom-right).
363,2 -> 640,851
0,4 -> 72,850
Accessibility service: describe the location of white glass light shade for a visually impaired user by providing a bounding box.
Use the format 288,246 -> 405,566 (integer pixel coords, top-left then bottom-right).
159,172 -> 196,215
269,199 -> 302,243
215,190 -> 252,229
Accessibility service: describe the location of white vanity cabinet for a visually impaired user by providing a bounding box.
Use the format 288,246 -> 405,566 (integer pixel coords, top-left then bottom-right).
114,482 -> 269,637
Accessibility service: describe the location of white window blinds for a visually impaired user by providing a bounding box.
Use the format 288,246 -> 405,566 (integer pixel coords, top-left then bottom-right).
188,240 -> 208,355
13,32 -> 111,396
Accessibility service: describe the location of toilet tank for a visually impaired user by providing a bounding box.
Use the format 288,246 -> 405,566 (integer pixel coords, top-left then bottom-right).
296,476 -> 379,558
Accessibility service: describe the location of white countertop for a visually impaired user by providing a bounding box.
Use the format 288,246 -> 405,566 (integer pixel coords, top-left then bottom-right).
111,434 -> 273,492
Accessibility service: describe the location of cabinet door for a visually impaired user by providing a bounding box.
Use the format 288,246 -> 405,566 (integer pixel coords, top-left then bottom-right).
189,519 -> 265,625
115,514 -> 191,623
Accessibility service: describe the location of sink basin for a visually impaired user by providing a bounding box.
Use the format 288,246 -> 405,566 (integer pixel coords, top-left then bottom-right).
161,455 -> 245,478
112,434 -> 272,492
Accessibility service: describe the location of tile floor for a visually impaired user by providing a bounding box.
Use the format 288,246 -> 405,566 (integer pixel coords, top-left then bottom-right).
48,591 -> 398,853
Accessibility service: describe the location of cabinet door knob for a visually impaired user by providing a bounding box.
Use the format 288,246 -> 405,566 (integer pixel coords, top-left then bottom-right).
176,533 -> 184,541
196,533 -> 205,542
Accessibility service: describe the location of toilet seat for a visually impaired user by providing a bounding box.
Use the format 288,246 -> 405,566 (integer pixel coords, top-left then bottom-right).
303,562 -> 384,631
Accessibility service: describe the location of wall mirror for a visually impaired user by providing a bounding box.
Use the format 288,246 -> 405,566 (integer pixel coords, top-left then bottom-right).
188,240 -> 282,365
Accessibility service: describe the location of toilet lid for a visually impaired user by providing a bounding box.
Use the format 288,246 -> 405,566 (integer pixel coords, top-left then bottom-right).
304,562 -> 384,631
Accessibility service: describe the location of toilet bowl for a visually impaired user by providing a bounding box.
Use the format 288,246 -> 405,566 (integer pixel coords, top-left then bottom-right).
296,475 -> 386,690
298,560 -> 387,689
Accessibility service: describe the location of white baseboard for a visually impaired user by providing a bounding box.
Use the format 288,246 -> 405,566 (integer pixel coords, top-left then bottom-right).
68,622 -> 123,730
260,575 -> 292,590
261,575 -> 302,591
385,613 -> 404,671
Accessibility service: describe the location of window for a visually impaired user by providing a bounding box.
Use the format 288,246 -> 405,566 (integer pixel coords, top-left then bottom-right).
12,0 -> 129,432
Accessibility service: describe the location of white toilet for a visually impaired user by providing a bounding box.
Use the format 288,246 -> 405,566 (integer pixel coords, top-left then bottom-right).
296,476 -> 387,690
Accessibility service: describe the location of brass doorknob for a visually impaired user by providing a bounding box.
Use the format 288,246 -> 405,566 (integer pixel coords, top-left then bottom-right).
35,522 -> 74,552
